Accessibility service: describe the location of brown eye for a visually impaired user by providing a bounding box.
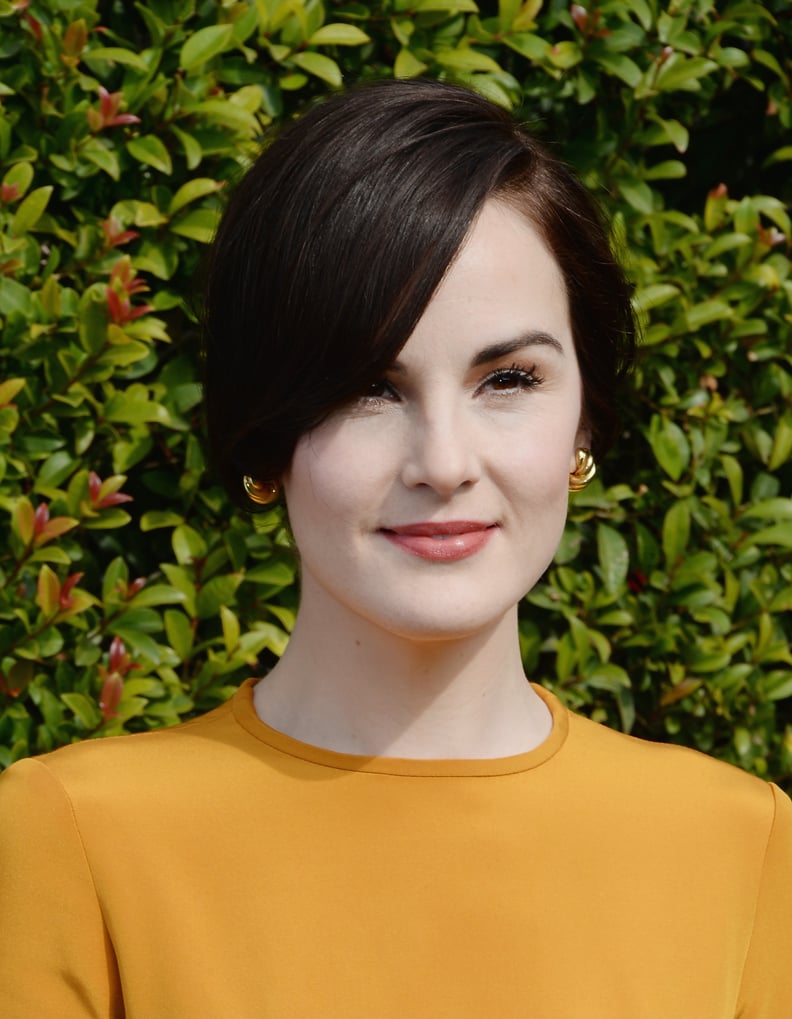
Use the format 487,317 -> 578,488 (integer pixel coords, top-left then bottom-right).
359,379 -> 400,405
482,364 -> 543,393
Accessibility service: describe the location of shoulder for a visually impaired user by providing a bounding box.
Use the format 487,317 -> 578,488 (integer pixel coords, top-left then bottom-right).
562,705 -> 788,845
0,691 -> 247,819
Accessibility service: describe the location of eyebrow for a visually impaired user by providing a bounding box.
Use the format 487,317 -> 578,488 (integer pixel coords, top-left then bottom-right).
470,332 -> 564,367
389,331 -> 565,375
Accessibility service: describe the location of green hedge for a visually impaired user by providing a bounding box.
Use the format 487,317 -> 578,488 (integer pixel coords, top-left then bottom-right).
0,0 -> 790,788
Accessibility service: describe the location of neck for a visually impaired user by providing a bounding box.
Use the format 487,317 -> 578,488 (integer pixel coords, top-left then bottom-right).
253,584 -> 552,759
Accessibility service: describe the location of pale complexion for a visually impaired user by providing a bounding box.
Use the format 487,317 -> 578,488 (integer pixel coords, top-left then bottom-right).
254,200 -> 587,759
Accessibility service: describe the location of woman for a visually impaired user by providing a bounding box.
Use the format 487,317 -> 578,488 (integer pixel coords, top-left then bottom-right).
1,80 -> 790,1017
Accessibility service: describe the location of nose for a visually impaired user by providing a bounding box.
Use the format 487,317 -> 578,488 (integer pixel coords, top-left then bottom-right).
400,404 -> 482,496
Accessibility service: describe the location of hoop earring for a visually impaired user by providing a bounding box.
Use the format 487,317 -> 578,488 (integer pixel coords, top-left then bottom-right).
569,448 -> 596,492
242,475 -> 280,506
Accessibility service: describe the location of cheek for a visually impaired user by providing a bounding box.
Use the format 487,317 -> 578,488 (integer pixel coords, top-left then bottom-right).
284,438 -> 378,534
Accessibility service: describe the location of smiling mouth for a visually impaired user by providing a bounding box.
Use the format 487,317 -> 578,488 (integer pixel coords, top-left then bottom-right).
379,522 -> 497,561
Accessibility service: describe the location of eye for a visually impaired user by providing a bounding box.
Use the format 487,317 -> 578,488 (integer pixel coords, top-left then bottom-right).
480,363 -> 544,394
358,378 -> 400,406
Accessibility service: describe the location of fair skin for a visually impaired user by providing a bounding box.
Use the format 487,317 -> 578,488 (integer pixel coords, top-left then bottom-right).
254,200 -> 587,759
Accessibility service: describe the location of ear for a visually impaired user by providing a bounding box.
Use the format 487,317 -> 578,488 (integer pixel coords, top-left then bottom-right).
571,418 -> 592,469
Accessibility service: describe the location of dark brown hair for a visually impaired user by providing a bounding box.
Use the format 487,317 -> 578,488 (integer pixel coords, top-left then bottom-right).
203,79 -> 635,504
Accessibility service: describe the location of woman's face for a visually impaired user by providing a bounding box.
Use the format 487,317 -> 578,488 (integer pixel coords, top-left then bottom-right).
283,200 -> 586,642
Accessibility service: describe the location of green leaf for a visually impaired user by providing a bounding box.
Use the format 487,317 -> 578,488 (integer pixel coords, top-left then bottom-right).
415,0 -> 478,10
140,510 -> 184,531
220,605 -> 240,653
245,561 -> 296,586
720,455 -> 743,506
663,500 -> 691,568
740,499 -> 792,522
743,524 -> 792,550
10,186 -> 53,236
35,451 -> 75,491
168,178 -> 223,216
394,49 -> 429,77
171,125 -> 203,171
434,47 -> 502,73
586,663 -> 631,693
128,585 -> 187,608
61,692 -> 102,729
127,135 -> 173,175
683,299 -> 732,331
643,160 -> 686,180
648,415 -> 690,481
2,161 -> 33,196
617,178 -> 654,214
655,55 -> 718,93
80,138 -> 121,181
291,51 -> 343,87
196,573 -> 243,619
180,24 -> 235,71
172,524 -> 207,565
594,53 -> 642,88
597,523 -> 629,595
308,23 -> 371,45
83,46 -> 149,71
633,283 -> 679,312
503,33 -> 548,61
622,0 -> 652,31
763,146 -> 792,168
413,0 -> 474,8
164,609 -> 194,661
109,626 -> 162,664
768,412 -> 792,472
169,207 -> 221,243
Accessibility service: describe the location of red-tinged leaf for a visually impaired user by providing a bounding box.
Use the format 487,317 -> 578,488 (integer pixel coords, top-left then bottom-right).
108,635 -> 126,672
98,85 -> 117,120
25,14 -> 42,42
88,471 -> 134,509
100,215 -> 139,249
106,286 -> 126,323
34,515 -> 79,547
57,589 -> 95,621
33,501 -> 49,535
99,673 -> 123,720
107,113 -> 141,127
125,303 -> 153,322
59,571 -> 84,609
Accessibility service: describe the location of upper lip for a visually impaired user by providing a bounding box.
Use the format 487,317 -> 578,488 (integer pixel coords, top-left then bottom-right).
380,521 -> 496,536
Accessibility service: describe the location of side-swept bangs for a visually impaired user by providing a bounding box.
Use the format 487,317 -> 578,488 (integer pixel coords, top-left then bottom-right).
204,79 -> 634,503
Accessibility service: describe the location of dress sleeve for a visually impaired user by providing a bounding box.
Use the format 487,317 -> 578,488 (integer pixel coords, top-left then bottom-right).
0,757 -> 122,1018
736,783 -> 792,1018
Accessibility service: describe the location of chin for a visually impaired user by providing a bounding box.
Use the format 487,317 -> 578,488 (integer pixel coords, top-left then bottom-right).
358,599 -> 519,645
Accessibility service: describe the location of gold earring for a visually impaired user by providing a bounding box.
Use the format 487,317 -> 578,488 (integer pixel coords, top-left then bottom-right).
242,475 -> 280,505
569,448 -> 596,492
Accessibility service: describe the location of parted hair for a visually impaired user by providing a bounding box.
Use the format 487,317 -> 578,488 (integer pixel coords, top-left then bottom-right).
203,78 -> 636,505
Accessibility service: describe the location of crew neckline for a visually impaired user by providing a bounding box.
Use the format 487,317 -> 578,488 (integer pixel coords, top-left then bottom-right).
231,677 -> 570,777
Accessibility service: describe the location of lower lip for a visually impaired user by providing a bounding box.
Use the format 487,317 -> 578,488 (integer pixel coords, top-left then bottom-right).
381,527 -> 495,562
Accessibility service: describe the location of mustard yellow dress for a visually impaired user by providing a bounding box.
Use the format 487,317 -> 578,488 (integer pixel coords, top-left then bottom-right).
1,678 -> 790,1017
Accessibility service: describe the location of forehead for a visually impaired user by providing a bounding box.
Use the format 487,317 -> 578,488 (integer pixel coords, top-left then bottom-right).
401,200 -> 572,362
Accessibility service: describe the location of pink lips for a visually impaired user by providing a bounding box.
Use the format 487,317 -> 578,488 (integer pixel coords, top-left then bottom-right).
380,521 -> 497,561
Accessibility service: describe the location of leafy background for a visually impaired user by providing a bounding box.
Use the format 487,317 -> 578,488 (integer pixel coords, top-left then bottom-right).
0,0 -> 789,789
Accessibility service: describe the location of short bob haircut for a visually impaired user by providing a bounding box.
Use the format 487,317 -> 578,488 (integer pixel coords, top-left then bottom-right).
204,79 -> 635,505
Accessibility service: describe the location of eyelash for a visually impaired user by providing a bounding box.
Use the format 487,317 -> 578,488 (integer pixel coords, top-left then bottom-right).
479,363 -> 544,394
359,362 -> 544,407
